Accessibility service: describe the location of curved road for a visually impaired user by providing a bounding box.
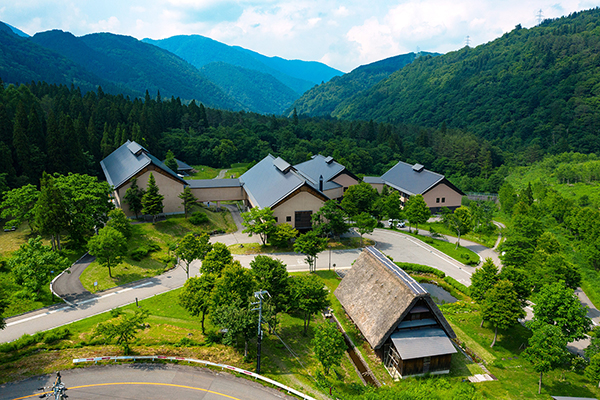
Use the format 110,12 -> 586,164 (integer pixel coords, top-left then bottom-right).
0,364 -> 296,400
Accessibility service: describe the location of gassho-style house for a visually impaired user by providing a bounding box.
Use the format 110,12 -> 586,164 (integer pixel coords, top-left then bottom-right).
335,246 -> 458,379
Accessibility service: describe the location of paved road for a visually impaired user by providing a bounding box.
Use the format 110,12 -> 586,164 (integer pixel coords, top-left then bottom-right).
52,253 -> 94,304
1,227 -> 475,343
0,364 -> 296,400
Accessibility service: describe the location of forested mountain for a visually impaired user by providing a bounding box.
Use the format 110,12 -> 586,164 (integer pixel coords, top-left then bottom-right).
292,52 -> 438,117
199,62 -> 298,115
0,24 -> 120,95
2,22 -> 29,38
29,30 -> 241,110
330,8 -> 600,156
143,35 -> 341,95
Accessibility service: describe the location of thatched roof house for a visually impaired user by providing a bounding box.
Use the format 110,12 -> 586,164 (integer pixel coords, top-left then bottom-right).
335,246 -> 457,378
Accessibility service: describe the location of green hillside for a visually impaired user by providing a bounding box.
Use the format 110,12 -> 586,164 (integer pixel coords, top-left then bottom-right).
199,62 -> 298,115
292,52 -> 437,116
0,25 -> 119,95
29,31 -> 241,110
332,8 -> 600,155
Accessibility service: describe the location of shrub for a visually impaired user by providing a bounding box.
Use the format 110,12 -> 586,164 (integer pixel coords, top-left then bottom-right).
43,328 -> 70,344
443,276 -> 470,296
174,337 -> 197,347
190,212 -> 209,225
130,241 -> 161,260
396,262 -> 445,278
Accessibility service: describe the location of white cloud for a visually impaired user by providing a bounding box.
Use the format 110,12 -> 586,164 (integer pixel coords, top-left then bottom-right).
89,16 -> 120,31
333,6 -> 351,18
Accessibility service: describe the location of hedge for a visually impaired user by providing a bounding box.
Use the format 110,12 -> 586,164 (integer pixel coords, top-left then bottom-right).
395,262 -> 446,278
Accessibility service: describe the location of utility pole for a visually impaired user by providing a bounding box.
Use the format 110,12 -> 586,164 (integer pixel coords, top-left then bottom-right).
251,290 -> 270,374
465,35 -> 470,47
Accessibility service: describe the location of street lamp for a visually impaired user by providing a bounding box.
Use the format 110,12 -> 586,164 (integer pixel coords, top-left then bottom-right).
328,245 -> 331,270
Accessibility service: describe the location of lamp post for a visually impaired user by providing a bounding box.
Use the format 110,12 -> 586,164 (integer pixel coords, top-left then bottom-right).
328,245 -> 331,271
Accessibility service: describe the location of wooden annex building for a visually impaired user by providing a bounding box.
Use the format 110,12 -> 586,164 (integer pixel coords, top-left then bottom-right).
335,247 -> 457,379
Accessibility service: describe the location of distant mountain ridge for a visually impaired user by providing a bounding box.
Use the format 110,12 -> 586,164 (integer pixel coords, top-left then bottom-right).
143,35 -> 342,95
29,30 -> 241,110
292,52 -> 439,117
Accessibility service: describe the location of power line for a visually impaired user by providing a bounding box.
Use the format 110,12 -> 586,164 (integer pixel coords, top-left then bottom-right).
465,35 -> 470,47
537,9 -> 544,25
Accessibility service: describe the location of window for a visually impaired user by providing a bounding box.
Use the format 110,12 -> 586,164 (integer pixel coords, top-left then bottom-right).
441,197 -> 445,203
436,198 -> 440,203
295,211 -> 312,229
286,216 -> 291,222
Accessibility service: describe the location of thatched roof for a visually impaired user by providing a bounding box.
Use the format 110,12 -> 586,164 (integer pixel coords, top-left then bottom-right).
334,246 -> 456,350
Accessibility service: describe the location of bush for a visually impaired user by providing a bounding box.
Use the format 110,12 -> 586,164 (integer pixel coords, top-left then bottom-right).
43,328 -> 71,344
396,262 -> 445,278
174,337 -> 197,347
0,333 -> 38,353
443,276 -> 470,296
190,212 -> 209,225
130,241 -> 161,260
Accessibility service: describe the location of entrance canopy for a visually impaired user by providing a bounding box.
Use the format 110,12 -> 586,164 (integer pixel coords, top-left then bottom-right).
390,327 -> 457,360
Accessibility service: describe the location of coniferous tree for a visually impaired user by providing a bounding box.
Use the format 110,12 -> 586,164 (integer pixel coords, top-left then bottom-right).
123,177 -> 145,219
164,149 -> 178,173
12,102 -> 30,180
141,173 -> 164,223
178,186 -> 196,218
35,172 -> 68,250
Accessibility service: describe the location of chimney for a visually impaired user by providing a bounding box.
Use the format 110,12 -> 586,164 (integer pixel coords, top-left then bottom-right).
319,175 -> 324,192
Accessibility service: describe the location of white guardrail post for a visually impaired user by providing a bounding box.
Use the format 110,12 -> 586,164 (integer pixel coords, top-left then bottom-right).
73,355 -> 317,400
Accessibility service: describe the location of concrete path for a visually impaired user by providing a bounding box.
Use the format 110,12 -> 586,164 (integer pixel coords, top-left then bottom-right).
0,364 -> 297,400
216,169 -> 229,179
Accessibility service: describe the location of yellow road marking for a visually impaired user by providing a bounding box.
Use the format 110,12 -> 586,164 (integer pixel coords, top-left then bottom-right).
12,382 -> 241,400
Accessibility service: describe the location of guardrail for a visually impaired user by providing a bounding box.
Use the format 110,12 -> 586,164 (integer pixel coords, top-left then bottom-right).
73,355 -> 317,400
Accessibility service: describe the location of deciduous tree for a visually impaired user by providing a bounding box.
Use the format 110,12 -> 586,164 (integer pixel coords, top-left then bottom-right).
35,172 -> 68,251
269,223 -> 298,248
481,280 -> 525,347
250,255 -> 290,313
353,212 -> 377,246
470,258 -> 499,304
0,184 -> 39,230
175,233 -> 204,279
106,208 -> 132,239
179,273 -> 216,334
523,324 -> 567,394
341,182 -> 377,217
88,226 -> 127,278
93,308 -> 149,355
290,274 -> 330,335
312,322 -> 346,375
530,281 -> 592,342
404,194 -> 431,233
9,236 -> 69,299
311,200 -> 349,238
200,242 -> 230,275
241,207 -> 277,246
294,230 -> 328,272
212,299 -> 257,357
586,353 -> 600,389
441,206 -> 473,248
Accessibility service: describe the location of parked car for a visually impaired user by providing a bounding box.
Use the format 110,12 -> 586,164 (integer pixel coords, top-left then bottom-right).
388,219 -> 405,229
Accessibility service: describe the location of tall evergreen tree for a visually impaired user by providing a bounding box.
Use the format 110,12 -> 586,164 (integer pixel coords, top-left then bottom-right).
141,173 -> 164,223
12,102 -> 30,179
124,177 -> 145,219
35,172 -> 68,250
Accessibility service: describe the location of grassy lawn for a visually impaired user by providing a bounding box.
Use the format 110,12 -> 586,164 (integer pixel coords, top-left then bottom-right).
399,230 -> 480,266
187,163 -> 250,180
81,206 -> 236,292
228,237 -> 376,255
413,221 -> 499,248
441,301 -> 600,399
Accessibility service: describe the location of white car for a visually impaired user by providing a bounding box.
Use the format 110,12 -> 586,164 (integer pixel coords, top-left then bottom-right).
388,219 -> 406,228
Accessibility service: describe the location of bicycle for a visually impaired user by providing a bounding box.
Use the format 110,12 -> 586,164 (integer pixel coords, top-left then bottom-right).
38,372 -> 68,400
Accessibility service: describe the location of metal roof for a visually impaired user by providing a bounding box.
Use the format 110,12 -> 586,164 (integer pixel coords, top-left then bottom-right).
294,154 -> 346,184
380,160 -> 445,195
363,176 -> 385,184
390,327 -> 457,360
397,318 -> 438,329
175,159 -> 194,171
100,140 -> 185,189
185,178 -> 241,188
240,154 -> 326,209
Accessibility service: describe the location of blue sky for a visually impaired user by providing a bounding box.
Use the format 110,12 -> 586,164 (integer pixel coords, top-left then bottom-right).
1,0 -> 598,72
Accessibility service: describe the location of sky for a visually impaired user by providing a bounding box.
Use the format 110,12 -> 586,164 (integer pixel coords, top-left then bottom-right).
1,0 -> 598,72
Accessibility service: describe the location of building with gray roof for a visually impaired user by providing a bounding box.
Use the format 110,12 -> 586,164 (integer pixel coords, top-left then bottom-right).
335,246 -> 457,379
100,141 -> 187,217
365,161 -> 464,213
294,154 -> 359,200
239,154 -> 329,231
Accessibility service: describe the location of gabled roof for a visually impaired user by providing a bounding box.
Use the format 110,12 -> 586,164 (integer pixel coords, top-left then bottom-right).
294,154 -> 357,188
100,140 -> 185,189
334,246 -> 456,350
380,161 -> 447,196
185,178 -> 241,189
174,158 -> 193,171
239,154 -> 329,209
